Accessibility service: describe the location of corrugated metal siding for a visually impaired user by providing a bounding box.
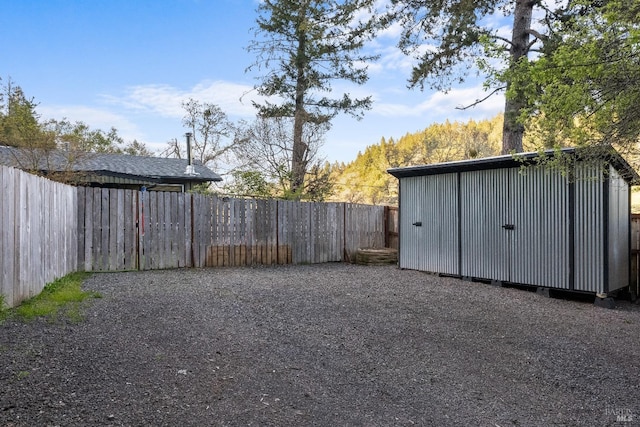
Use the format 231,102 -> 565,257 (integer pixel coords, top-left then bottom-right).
395,156 -> 632,294
574,163 -> 604,293
398,174 -> 458,274
510,167 -> 570,288
460,169 -> 510,281
607,166 -> 630,291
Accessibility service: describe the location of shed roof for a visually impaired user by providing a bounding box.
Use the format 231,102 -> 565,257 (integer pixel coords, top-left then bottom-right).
387,147 -> 640,184
0,145 -> 222,183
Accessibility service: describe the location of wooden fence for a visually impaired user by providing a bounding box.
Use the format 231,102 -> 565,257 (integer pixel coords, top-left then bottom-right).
77,188 -> 387,272
0,166 -> 389,306
0,166 -> 78,308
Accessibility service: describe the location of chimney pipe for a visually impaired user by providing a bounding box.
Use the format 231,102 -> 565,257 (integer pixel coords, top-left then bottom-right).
185,132 -> 195,175
185,132 -> 193,166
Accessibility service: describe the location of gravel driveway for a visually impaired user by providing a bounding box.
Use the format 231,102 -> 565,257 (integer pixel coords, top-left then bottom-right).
1,264 -> 639,426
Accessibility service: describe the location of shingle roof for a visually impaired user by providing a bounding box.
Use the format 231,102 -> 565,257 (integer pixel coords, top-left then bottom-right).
0,145 -> 222,182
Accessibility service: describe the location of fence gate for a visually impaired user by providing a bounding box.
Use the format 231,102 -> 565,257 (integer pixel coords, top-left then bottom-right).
78,188 -> 140,272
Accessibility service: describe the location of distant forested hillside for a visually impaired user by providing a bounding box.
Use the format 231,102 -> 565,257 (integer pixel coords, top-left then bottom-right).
329,115 -> 504,205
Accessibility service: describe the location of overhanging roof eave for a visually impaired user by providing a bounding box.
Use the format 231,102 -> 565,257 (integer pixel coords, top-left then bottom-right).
387,147 -> 640,184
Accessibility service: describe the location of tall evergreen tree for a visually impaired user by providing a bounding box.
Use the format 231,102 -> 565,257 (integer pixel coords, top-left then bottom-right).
388,0 -> 563,154
0,79 -> 50,151
247,0 -> 378,199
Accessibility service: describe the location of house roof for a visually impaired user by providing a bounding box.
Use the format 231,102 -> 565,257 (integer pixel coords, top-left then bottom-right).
0,145 -> 222,183
388,147 -> 640,184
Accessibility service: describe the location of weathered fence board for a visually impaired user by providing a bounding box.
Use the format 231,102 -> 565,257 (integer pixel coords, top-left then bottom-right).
385,206 -> 399,250
0,165 -> 77,308
83,188 -> 92,271
345,203 -> 385,261
77,186 -> 85,270
124,190 -> 137,269
1,167 -> 15,307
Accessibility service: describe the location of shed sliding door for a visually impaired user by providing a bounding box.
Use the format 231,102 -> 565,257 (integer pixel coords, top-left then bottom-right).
510,167 -> 570,289
461,167 -> 571,288
399,174 -> 458,274
460,169 -> 511,281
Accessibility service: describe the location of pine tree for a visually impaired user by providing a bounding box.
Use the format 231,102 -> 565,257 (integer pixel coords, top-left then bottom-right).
247,0 -> 379,199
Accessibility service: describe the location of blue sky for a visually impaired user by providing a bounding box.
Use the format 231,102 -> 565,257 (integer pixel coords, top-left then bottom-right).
1,0 -> 506,168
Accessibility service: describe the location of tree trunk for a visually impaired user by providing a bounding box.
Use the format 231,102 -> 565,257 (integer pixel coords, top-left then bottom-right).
291,107 -> 306,197
502,98 -> 525,154
290,4 -> 309,199
502,0 -> 534,154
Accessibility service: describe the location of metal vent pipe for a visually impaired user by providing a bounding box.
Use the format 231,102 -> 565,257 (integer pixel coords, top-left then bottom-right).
185,132 -> 193,166
185,132 -> 195,175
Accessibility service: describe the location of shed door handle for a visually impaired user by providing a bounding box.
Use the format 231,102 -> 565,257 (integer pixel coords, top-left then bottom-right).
502,224 -> 515,230
413,221 -> 422,227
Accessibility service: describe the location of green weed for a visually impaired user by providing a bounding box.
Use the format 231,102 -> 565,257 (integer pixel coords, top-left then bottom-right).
13,272 -> 101,322
16,371 -> 30,380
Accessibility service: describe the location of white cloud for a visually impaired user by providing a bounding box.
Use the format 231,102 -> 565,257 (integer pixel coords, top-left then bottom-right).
372,85 -> 505,118
188,81 -> 261,116
113,84 -> 184,117
103,80 -> 262,119
377,46 -> 415,72
38,105 -> 145,141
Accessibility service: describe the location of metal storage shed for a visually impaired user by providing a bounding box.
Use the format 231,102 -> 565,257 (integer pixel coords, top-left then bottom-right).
388,147 -> 639,295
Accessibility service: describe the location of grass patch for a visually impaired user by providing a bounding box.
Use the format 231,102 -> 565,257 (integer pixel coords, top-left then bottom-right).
12,272 -> 101,322
0,293 -> 7,323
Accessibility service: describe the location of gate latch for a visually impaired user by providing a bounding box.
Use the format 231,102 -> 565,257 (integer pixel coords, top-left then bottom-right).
501,224 -> 515,230
412,221 -> 422,227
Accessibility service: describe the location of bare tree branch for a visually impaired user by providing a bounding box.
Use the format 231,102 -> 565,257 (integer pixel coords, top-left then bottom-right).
491,35 -> 515,47
455,86 -> 507,110
525,28 -> 547,42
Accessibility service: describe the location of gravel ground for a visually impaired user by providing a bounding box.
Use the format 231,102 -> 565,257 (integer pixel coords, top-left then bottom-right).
1,263 -> 639,426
